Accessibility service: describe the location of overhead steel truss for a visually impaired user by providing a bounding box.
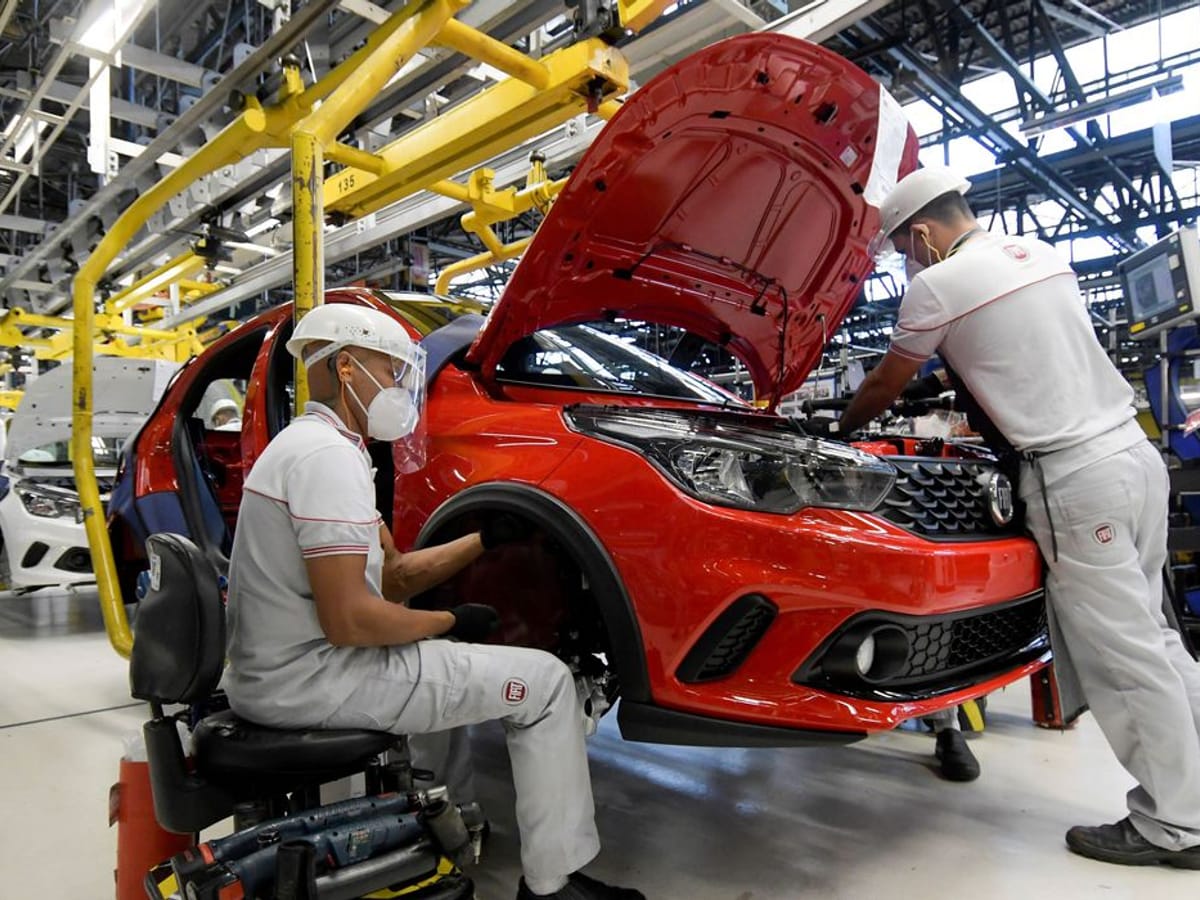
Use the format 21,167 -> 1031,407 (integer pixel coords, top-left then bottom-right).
0,0 -> 1196,381
820,0 -> 1200,372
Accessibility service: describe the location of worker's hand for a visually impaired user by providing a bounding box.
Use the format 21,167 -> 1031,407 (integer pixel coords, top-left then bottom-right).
479,513 -> 532,550
447,603 -> 501,642
804,417 -> 847,440
901,372 -> 945,402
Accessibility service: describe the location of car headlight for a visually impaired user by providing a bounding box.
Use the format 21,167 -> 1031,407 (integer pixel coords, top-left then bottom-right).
15,483 -> 82,520
564,406 -> 896,514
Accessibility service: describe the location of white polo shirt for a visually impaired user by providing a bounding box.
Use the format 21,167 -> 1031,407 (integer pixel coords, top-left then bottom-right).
223,402 -> 403,727
890,231 -> 1142,491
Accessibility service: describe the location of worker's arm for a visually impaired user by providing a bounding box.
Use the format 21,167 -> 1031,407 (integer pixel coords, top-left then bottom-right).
306,553 -> 456,647
379,525 -> 486,604
839,350 -> 924,435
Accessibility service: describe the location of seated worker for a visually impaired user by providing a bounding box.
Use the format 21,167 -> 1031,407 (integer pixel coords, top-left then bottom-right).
208,397 -> 242,431
223,304 -> 644,900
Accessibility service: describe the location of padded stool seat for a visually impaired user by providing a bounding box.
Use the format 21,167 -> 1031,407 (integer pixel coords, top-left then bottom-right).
195,710 -> 396,791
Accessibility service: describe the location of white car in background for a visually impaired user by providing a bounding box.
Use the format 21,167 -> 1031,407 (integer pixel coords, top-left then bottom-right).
0,359 -> 178,591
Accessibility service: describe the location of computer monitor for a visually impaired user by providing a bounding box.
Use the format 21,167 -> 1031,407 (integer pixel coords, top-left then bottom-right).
1122,225 -> 1200,340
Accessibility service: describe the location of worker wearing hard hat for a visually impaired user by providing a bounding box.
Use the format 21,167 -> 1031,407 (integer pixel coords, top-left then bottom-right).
208,397 -> 242,431
222,303 -> 644,900
832,166 -> 1200,869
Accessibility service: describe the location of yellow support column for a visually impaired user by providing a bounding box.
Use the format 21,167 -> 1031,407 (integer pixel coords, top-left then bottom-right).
291,0 -> 466,415
291,129 -> 322,410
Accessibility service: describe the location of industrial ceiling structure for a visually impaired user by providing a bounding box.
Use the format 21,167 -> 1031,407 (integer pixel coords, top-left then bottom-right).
0,0 -> 1196,384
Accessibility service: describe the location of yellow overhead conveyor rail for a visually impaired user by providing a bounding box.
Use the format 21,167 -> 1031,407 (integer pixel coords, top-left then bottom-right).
0,308 -> 204,362
68,0 -> 670,658
434,154 -> 569,295
105,250 -> 210,316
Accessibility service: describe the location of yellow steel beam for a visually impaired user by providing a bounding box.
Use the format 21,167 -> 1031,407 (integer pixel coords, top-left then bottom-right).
434,155 -> 565,294
617,0 -> 679,32
175,279 -> 221,301
435,236 -> 532,295
324,37 -> 628,220
105,250 -> 207,315
437,18 -> 550,88
326,141 -> 388,175
0,389 -> 21,410
0,308 -> 203,362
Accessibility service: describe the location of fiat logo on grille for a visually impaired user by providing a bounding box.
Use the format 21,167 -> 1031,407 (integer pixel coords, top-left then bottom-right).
986,473 -> 1014,526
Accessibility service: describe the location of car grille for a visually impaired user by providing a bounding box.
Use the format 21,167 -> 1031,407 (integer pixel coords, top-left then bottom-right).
793,591 -> 1049,700
900,594 -> 1047,682
677,594 -> 777,683
875,458 -> 1019,539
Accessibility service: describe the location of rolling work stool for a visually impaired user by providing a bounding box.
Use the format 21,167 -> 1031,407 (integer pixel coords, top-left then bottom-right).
128,532 -> 474,899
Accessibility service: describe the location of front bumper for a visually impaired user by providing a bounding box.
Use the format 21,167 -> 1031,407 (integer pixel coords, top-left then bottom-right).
790,589 -> 1049,700
0,490 -> 95,588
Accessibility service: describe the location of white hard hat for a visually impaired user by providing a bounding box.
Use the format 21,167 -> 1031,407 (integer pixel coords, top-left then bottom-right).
209,398 -> 239,418
285,303 -> 420,369
876,166 -> 971,242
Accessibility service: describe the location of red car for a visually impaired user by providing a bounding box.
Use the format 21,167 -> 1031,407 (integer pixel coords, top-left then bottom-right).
109,34 -> 1047,746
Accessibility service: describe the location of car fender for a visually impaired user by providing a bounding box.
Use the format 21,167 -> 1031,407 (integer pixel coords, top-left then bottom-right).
413,481 -> 650,703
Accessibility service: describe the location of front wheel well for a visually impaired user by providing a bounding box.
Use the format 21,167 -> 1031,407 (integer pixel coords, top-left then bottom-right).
411,483 -> 650,704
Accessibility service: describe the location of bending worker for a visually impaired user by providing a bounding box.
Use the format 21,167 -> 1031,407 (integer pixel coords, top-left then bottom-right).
834,166 -> 1200,869
222,303 -> 645,900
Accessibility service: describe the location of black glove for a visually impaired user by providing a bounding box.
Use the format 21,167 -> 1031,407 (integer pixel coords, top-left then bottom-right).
896,395 -> 954,418
901,372 -> 945,402
804,417 -> 847,440
447,603 -> 501,642
479,513 -> 532,550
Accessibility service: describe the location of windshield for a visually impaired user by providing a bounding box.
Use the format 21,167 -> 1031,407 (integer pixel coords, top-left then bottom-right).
19,435 -> 124,468
380,293 -> 490,336
496,323 -> 745,405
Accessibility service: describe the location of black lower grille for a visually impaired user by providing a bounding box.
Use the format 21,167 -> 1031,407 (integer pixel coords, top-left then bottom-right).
902,596 -> 1047,681
876,457 -> 1020,539
793,591 -> 1049,700
677,594 -> 778,683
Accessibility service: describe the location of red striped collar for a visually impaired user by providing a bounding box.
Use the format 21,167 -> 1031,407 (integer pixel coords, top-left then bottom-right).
303,402 -> 367,453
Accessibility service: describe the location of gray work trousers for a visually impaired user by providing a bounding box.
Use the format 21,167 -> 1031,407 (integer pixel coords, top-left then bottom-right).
921,707 -> 957,731
1023,440 -> 1200,850
321,640 -> 600,892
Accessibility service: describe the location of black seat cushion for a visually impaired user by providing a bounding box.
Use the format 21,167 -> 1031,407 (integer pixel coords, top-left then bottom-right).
194,710 -> 396,791
130,533 -> 226,704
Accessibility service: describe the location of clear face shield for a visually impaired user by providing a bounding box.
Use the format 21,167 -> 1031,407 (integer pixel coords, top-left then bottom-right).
868,229 -> 897,263
384,347 -> 428,474
309,339 -> 429,471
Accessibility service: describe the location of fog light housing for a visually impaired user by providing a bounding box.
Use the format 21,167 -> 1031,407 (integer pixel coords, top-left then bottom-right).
823,623 -> 911,684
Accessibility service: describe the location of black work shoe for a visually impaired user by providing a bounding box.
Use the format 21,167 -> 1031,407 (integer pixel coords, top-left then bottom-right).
1066,817 -> 1200,869
934,729 -> 981,782
516,872 -> 646,899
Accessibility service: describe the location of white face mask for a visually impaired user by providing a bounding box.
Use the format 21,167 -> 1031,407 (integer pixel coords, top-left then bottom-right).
346,356 -> 419,441
903,227 -> 940,282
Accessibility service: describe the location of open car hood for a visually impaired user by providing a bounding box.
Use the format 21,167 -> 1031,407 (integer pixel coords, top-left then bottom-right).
467,33 -> 918,407
7,359 -> 179,463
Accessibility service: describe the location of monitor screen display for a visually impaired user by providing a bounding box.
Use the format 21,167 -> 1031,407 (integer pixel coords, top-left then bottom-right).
1126,251 -> 1179,322
1121,227 -> 1200,341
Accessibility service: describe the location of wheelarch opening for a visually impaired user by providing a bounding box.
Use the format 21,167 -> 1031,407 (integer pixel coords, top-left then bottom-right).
410,483 -> 650,704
